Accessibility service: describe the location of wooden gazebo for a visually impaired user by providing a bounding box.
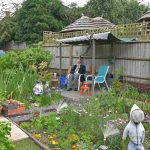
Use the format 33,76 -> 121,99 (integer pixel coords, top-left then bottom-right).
57,32 -> 126,96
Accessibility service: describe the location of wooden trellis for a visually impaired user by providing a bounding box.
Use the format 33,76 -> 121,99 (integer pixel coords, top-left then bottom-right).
43,22 -> 150,46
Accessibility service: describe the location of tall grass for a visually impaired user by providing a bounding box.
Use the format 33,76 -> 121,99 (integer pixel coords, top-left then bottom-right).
0,66 -> 39,105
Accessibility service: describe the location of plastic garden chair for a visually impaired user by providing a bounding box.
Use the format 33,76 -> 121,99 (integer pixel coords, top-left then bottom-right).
86,65 -> 109,90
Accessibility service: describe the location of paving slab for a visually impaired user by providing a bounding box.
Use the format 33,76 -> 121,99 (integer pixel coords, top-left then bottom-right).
61,90 -> 86,101
61,89 -> 100,101
0,116 -> 29,141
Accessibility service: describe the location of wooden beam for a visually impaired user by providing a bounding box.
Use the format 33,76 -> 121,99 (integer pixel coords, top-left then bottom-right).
59,43 -> 62,76
56,56 -> 150,61
69,45 -> 73,66
92,39 -> 95,96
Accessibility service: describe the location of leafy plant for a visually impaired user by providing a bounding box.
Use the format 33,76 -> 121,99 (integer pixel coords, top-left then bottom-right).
20,122 -> 31,131
0,48 -> 51,70
0,121 -> 14,150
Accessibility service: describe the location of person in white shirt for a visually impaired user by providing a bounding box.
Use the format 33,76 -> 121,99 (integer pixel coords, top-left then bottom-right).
67,59 -> 86,91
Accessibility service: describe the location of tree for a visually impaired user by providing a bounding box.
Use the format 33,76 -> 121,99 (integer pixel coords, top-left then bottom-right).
84,0 -> 149,24
64,3 -> 84,25
15,0 -> 66,43
0,16 -> 16,45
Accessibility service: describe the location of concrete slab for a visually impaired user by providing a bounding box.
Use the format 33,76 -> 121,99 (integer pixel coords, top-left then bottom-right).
0,116 -> 29,141
61,89 -> 100,101
61,90 -> 86,101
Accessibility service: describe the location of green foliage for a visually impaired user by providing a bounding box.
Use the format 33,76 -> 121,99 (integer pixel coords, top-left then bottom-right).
0,17 -> 16,44
0,67 -> 39,106
112,80 -> 123,92
15,139 -> 41,150
15,0 -> 66,43
29,112 -> 61,134
107,135 -> 123,150
20,122 -> 31,130
0,48 -> 52,106
64,3 -> 84,25
124,84 -> 140,100
0,121 -> 14,150
0,48 -> 51,70
84,0 -> 149,24
19,83 -> 150,149
34,91 -> 61,107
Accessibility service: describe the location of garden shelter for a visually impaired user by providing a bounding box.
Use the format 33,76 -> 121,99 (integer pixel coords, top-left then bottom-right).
43,14 -> 150,93
57,32 -> 128,96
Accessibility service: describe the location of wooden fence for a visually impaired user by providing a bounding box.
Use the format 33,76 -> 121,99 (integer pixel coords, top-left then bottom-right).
44,42 -> 150,86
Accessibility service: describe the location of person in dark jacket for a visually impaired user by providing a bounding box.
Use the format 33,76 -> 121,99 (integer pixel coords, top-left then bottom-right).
67,59 -> 86,91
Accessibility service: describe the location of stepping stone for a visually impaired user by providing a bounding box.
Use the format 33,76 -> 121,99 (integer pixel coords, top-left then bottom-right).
0,116 -> 29,141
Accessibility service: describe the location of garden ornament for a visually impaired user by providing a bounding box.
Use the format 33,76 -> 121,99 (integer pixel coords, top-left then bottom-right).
33,81 -> 43,96
42,81 -> 51,97
123,104 -> 145,150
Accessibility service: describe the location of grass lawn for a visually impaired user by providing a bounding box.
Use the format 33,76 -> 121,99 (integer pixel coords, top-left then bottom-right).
14,139 -> 42,150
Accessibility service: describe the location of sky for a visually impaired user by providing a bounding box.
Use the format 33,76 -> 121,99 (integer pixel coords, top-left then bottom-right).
62,0 -> 89,6
0,0 -> 149,16
0,0 -> 89,8
0,0 -> 150,9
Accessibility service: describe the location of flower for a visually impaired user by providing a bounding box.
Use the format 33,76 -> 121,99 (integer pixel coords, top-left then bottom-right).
34,134 -> 41,140
95,98 -> 98,101
49,136 -> 54,140
89,114 -> 92,116
146,115 -> 150,123
68,134 -> 80,144
72,144 -> 78,150
56,117 -> 60,120
52,132 -> 57,138
50,139 -> 59,145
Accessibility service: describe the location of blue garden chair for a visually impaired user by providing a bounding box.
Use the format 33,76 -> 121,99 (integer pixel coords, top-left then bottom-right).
86,65 -> 109,90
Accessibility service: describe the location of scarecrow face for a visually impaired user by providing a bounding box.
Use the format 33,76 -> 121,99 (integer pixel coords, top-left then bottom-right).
131,109 -> 144,123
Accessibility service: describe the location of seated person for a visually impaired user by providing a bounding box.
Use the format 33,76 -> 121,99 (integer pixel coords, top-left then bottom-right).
67,59 -> 86,91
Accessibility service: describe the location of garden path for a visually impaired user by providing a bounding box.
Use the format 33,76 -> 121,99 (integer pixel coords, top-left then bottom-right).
61,89 -> 100,101
0,116 -> 29,141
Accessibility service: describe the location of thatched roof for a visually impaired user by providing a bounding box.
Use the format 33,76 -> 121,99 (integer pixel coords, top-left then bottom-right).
61,15 -> 114,33
137,10 -> 150,22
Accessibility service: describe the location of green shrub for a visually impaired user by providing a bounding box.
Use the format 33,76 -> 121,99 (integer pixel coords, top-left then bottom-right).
0,48 -> 51,70
20,122 -> 31,130
0,121 -> 14,150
